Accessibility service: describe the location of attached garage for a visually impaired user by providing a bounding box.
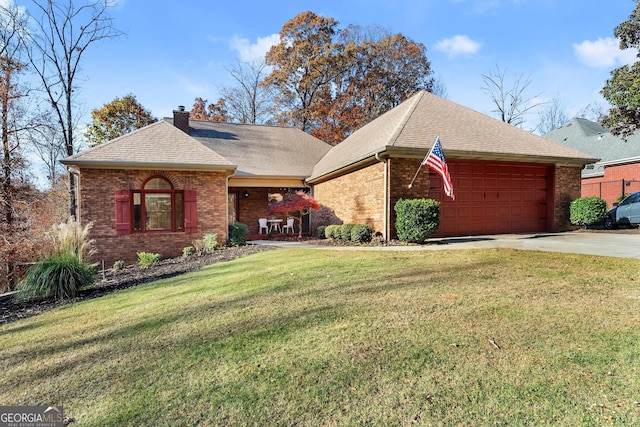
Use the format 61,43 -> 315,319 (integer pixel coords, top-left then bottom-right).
309,91 -> 597,239
432,161 -> 552,236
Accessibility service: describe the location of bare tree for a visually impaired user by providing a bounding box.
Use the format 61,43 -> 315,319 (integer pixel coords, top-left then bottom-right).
576,102 -> 608,123
537,94 -> 569,135
29,120 -> 65,186
25,0 -> 121,219
430,75 -> 448,99
220,58 -> 274,124
481,64 -> 544,129
1,1 -> 30,227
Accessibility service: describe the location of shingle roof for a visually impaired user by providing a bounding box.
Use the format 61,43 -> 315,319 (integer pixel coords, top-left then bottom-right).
309,91 -> 597,181
188,120 -> 332,177
545,118 -> 640,177
61,120 -> 234,170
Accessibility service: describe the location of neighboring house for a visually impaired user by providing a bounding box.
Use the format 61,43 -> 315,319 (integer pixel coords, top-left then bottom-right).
545,118 -> 640,206
62,92 -> 596,264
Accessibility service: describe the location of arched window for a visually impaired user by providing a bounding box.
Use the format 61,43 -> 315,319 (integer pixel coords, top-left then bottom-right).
132,176 -> 184,232
115,176 -> 197,235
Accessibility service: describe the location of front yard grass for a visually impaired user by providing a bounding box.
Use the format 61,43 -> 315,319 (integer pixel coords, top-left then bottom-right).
1,248 -> 639,426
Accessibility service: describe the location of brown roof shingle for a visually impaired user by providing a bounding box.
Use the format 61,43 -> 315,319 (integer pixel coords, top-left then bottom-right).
189,120 -> 332,177
309,91 -> 597,181
61,120 -> 235,170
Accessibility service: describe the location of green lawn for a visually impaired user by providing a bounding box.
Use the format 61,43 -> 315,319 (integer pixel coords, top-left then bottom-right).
1,248 -> 639,426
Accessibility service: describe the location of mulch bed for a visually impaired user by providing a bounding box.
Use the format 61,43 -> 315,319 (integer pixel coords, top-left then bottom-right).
0,245 -> 276,325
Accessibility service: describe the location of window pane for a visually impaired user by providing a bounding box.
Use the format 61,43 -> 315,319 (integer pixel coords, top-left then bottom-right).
146,193 -> 172,230
145,177 -> 172,190
133,192 -> 142,231
175,192 -> 183,230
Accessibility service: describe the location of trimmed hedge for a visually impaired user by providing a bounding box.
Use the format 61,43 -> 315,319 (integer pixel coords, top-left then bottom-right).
317,225 -> 327,239
351,224 -> 373,243
569,197 -> 608,227
394,198 -> 440,243
340,224 -> 356,241
325,224 -> 341,239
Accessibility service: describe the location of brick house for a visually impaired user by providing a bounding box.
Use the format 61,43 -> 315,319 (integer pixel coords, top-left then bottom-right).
62,92 -> 595,264
545,118 -> 640,206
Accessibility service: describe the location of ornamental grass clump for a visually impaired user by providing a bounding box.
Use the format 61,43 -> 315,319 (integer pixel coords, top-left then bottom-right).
18,220 -> 97,301
19,256 -> 97,300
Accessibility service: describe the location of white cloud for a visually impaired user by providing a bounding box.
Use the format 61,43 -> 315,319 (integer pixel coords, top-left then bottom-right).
229,33 -> 280,61
434,35 -> 482,58
573,37 -> 636,68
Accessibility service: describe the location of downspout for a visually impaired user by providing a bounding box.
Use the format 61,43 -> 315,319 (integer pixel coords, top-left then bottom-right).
225,171 -> 235,241
375,152 -> 388,241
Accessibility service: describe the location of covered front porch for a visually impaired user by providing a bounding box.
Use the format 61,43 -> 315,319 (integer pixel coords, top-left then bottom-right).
228,177 -> 312,240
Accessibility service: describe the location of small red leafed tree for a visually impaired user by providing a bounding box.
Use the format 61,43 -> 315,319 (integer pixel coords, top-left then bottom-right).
268,191 -> 320,239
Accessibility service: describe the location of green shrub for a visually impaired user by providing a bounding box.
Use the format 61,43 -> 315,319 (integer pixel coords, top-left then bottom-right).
137,252 -> 161,268
317,225 -> 327,239
18,255 -> 97,301
325,225 -> 341,239
394,199 -> 440,243
569,197 -> 608,227
203,233 -> 218,252
340,224 -> 356,241
228,222 -> 248,246
113,260 -> 125,270
182,246 -> 195,257
351,224 -> 373,243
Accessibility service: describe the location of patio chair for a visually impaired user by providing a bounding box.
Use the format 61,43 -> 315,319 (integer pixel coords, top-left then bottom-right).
282,217 -> 295,234
258,218 -> 268,234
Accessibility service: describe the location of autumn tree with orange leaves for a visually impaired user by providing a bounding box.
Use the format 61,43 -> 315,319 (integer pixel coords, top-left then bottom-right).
190,97 -> 228,122
264,11 -> 434,145
268,191 -> 321,239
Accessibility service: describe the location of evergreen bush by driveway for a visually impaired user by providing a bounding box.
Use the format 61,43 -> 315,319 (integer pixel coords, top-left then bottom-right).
394,198 -> 440,243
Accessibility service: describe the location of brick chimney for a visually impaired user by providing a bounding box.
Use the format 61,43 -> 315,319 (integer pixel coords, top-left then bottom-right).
173,105 -> 190,134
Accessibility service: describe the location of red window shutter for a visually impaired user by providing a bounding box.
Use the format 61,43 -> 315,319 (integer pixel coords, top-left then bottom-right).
115,190 -> 131,235
184,190 -> 198,233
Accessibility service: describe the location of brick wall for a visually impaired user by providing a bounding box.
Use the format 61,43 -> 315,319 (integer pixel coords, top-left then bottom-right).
582,163 -> 640,206
388,158 -> 431,239
554,165 -> 582,231
233,187 -> 306,235
78,168 -> 228,265
312,162 -> 385,234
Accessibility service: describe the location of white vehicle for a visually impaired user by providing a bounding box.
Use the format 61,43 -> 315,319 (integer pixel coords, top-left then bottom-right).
605,191 -> 640,229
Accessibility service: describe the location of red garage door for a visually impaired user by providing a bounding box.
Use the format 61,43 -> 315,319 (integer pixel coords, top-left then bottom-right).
432,161 -> 552,236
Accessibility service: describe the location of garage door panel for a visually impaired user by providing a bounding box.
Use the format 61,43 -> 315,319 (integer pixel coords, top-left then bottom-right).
433,161 -> 550,236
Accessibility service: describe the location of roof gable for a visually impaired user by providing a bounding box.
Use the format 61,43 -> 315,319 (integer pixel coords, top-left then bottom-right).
61,120 -> 234,170
310,91 -> 596,181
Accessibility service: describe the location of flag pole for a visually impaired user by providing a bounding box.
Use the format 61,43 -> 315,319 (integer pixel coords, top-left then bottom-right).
408,136 -> 438,189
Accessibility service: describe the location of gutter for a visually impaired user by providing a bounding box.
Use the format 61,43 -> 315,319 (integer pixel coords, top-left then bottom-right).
59,160 -> 237,172
375,151 -> 389,241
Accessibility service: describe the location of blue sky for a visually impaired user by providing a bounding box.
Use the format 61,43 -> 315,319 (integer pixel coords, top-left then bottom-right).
26,1 -> 640,129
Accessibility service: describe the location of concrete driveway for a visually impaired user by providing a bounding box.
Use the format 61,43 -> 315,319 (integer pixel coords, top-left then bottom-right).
251,230 -> 640,259
428,231 -> 640,259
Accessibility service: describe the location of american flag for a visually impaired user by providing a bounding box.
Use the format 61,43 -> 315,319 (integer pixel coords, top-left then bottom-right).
423,137 -> 455,200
